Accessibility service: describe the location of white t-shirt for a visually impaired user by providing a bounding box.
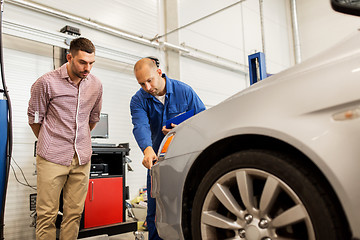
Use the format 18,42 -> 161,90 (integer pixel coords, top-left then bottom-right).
155,95 -> 165,105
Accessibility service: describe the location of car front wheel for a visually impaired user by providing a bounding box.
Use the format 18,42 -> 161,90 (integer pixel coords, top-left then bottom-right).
191,149 -> 350,240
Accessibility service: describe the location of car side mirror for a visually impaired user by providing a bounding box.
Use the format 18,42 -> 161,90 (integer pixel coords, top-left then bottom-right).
331,0 -> 360,16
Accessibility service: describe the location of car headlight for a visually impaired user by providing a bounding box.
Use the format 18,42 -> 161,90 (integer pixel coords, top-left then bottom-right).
332,107 -> 360,121
158,132 -> 175,161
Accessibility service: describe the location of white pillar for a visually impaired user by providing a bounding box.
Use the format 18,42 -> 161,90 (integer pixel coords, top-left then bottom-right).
163,0 -> 181,79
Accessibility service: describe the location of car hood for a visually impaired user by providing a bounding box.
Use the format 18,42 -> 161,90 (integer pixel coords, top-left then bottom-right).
165,29 -> 360,159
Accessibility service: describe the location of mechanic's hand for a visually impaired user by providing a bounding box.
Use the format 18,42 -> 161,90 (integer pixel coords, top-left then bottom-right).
162,123 -> 177,135
143,146 -> 158,169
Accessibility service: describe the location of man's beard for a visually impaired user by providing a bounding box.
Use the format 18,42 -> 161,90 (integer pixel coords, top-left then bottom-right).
75,71 -> 89,79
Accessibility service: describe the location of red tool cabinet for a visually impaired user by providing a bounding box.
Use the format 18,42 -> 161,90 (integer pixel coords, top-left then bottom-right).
84,177 -> 123,228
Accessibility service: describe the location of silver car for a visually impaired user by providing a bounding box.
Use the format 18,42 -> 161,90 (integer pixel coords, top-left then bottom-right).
151,2 -> 360,240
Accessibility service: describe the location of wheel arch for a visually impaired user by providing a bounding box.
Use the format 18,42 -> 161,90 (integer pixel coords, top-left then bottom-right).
180,134 -> 351,239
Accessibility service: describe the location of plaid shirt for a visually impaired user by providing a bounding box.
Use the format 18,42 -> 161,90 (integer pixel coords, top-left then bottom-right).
28,63 -> 102,166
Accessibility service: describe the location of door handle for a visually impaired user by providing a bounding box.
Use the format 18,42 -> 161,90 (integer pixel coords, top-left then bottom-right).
90,181 -> 94,201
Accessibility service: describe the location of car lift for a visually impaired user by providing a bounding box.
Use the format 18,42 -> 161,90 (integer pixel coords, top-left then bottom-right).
0,1 -> 12,239
0,98 -> 9,240
248,52 -> 268,85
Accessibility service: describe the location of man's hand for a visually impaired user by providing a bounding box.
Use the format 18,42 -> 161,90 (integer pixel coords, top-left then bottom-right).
143,146 -> 158,169
89,122 -> 97,131
29,123 -> 41,138
162,123 -> 177,135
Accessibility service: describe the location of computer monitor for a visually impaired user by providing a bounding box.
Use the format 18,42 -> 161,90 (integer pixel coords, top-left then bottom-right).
91,113 -> 109,139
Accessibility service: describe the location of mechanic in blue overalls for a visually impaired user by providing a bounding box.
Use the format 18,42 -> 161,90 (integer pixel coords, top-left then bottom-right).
130,57 -> 205,240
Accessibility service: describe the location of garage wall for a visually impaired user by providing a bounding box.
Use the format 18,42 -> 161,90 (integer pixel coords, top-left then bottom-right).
296,0 -> 360,61
178,0 -> 293,106
178,0 -> 293,71
2,0 -> 294,239
3,39 -> 52,240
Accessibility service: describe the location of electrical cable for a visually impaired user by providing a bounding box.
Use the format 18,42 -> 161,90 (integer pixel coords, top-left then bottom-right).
0,1 -> 13,239
10,157 -> 36,191
259,0 -> 266,56
10,164 -> 36,191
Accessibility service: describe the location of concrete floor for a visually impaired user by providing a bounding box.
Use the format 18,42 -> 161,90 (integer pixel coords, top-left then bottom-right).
79,207 -> 148,240
109,231 -> 148,240
79,231 -> 148,240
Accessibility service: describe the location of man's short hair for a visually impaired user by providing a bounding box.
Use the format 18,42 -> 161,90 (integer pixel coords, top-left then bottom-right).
69,37 -> 95,56
146,56 -> 160,68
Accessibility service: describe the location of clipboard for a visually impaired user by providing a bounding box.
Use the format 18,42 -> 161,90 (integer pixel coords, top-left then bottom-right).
165,109 -> 195,129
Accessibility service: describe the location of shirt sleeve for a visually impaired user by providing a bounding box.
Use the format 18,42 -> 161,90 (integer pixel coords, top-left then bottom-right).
130,94 -> 153,152
89,84 -> 103,123
186,86 -> 206,115
27,77 -> 49,125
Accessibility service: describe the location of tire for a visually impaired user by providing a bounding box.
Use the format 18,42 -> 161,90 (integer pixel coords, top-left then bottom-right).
191,149 -> 350,240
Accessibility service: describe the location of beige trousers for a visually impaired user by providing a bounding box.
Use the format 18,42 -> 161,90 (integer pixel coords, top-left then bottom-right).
35,154 -> 90,240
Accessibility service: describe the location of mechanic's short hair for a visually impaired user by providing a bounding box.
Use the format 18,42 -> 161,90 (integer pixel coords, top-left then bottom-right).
146,56 -> 160,68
